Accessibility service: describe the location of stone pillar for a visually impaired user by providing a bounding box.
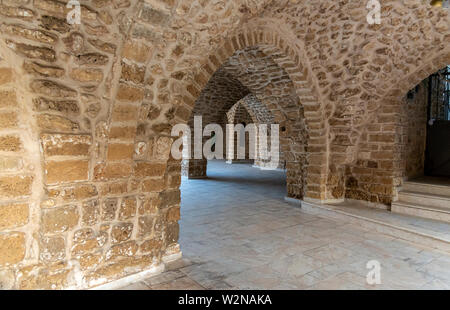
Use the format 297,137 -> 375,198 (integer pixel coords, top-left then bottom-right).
188,159 -> 207,179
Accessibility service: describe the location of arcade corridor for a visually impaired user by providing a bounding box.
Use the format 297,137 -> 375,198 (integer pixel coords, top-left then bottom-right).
119,161 -> 450,290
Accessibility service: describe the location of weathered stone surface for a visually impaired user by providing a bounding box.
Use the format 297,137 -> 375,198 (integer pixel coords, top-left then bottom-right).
0,233 -> 26,266
141,178 -> 165,193
70,68 -> 104,84
116,83 -> 144,102
138,215 -> 155,238
39,236 -> 65,262
2,24 -> 57,44
0,176 -> 33,198
118,197 -> 137,220
0,157 -> 23,172
111,223 -> 133,244
48,184 -> 98,203
0,135 -> 22,152
24,61 -> 65,77
31,80 -> 77,98
111,103 -> 139,122
0,269 -> 15,289
107,143 -> 134,161
0,0 -> 448,290
6,40 -> 56,62
134,162 -> 166,178
122,40 -> 151,63
0,203 -> 28,230
93,163 -> 132,181
37,114 -> 80,132
45,160 -> 89,184
101,198 -> 118,221
0,112 -> 18,129
33,97 -> 80,115
0,5 -> 34,20
81,199 -> 100,226
39,15 -> 70,33
0,90 -> 17,108
0,68 -> 13,85
121,62 -> 145,84
41,205 -> 79,234
106,241 -> 138,260
88,39 -> 116,54
41,134 -> 92,157
138,194 -> 159,215
140,238 -> 162,254
75,53 -> 109,66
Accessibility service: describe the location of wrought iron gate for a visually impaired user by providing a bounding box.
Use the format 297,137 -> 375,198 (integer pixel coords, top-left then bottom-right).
425,66 -> 450,177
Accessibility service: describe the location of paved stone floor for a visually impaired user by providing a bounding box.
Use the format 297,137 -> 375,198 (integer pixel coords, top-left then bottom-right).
120,161 -> 450,290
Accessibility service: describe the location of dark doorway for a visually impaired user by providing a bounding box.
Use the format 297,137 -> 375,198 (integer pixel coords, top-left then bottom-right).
425,66 -> 450,177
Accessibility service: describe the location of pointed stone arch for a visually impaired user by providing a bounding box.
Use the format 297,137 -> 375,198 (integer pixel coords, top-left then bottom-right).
176,24 -> 329,201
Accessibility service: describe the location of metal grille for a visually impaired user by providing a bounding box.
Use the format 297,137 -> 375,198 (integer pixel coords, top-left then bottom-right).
428,65 -> 450,121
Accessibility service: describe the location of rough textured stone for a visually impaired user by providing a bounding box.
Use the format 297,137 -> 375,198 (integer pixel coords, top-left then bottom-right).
0,233 -> 26,266
111,223 -> 133,244
0,176 -> 33,198
0,0 -> 448,289
41,205 -> 79,234
0,203 -> 28,230
45,160 -> 89,184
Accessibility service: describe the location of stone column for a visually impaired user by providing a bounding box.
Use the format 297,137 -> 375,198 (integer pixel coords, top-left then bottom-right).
188,159 -> 208,179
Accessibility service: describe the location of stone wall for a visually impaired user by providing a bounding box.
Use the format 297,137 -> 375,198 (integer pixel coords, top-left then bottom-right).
0,0 -> 449,289
227,100 -> 255,164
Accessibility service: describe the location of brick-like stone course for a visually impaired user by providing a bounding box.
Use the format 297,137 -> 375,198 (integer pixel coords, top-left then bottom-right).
0,0 -> 448,289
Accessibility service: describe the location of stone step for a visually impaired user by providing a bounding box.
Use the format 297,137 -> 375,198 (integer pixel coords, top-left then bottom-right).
398,190 -> 450,209
392,201 -> 450,223
403,181 -> 450,197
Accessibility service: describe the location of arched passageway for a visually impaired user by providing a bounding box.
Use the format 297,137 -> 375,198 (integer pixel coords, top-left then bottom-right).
0,0 -> 449,290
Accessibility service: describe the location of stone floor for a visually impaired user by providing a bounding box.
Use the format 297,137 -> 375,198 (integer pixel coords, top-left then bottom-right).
120,161 -> 450,290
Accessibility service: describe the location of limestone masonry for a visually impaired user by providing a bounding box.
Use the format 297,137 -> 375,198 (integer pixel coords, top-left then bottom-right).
0,0 -> 448,289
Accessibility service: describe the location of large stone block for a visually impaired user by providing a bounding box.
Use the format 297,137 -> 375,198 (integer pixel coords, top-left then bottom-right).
41,134 -> 92,157
0,111 -> 18,129
93,163 -> 132,180
37,114 -> 80,132
122,40 -> 151,63
0,135 -> 22,152
39,235 -> 65,262
47,184 -> 98,202
0,232 -> 26,266
33,97 -> 80,115
0,68 -> 13,85
138,215 -> 155,238
101,198 -> 118,221
116,83 -> 144,102
45,160 -> 89,184
111,103 -> 139,122
0,90 -> 17,108
81,199 -> 100,226
0,203 -> 29,230
106,241 -> 138,260
118,197 -> 137,220
134,162 -> 166,178
5,40 -> 55,62
69,68 -> 104,84
0,176 -> 33,198
107,143 -> 135,161
41,205 -> 79,234
111,222 -> 133,244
